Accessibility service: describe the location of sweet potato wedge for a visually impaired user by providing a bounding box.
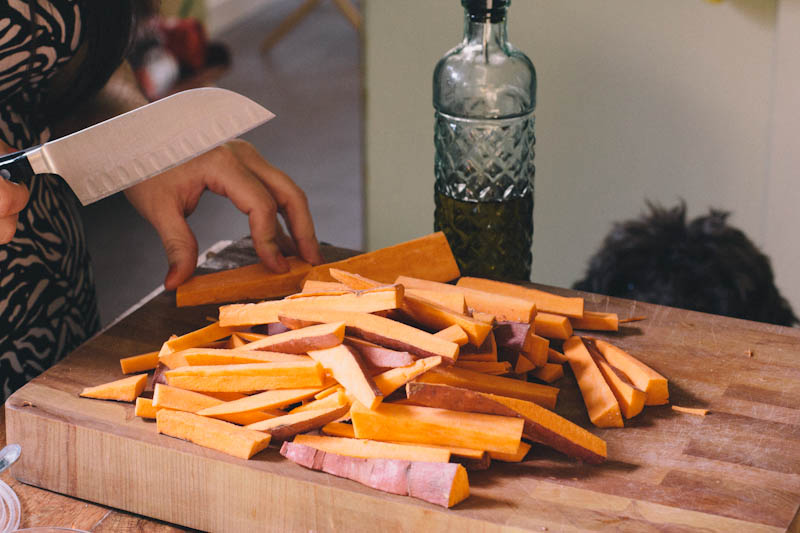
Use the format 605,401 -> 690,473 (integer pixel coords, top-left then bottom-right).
280,441 -> 469,508
372,356 -> 443,397
232,322 -> 345,354
163,322 -> 235,353
308,345 -> 383,410
290,388 -> 350,414
414,366 -> 558,409
303,232 -> 460,284
175,257 -> 312,307
157,409 -> 270,459
219,287 -> 402,327
164,361 -> 325,392
396,276 -> 535,323
563,337 -> 623,428
405,382 -> 606,464
455,361 -> 512,375
456,277 -> 584,318
196,387 -> 325,417
489,441 -> 531,463
570,311 -> 619,331
591,339 -> 668,406
531,363 -> 564,384
318,422 -> 487,462
152,384 -> 277,425
120,351 -> 160,374
180,348 -> 311,366
293,434 -> 451,463
350,401 -> 524,454
433,325 -> 469,346
276,309 -> 460,361
534,312 -> 573,340
344,337 -> 417,369
458,332 -> 497,362
246,405 -> 350,440
135,397 -> 158,419
400,293 -> 492,347
80,374 -> 147,402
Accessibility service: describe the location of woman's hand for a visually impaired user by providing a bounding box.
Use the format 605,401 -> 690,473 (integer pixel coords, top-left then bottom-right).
0,140 -> 29,244
124,139 -> 323,290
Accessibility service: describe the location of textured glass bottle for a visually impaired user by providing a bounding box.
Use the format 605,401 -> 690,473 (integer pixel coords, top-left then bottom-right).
434,0 -> 536,281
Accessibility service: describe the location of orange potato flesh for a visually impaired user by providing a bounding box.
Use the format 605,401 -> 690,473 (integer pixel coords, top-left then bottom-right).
80,374 -> 147,403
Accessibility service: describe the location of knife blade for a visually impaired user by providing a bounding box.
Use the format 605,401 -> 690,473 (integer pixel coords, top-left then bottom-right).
0,87 -> 274,205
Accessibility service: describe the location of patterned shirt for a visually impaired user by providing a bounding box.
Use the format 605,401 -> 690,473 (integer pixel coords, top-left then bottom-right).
0,0 -> 100,400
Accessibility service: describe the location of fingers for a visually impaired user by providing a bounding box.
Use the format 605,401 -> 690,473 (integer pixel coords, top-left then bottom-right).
201,146 -> 290,273
0,179 -> 29,244
227,141 -> 324,266
148,206 -> 199,291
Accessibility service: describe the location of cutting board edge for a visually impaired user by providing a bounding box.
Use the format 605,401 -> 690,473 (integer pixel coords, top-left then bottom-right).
4,400 -> 527,532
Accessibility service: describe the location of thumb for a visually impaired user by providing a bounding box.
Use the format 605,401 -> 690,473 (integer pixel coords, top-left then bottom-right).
152,214 -> 198,291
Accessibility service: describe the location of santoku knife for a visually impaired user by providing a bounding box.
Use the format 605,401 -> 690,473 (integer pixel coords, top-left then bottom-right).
0,87 -> 274,205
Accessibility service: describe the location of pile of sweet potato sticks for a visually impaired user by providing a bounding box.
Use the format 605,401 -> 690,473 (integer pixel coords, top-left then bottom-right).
80,232 -> 668,508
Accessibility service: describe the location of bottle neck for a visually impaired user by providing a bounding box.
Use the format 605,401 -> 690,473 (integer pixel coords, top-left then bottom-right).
463,8 -> 509,53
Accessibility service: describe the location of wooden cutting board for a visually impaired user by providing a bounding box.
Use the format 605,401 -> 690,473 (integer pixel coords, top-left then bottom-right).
5,246 -> 800,532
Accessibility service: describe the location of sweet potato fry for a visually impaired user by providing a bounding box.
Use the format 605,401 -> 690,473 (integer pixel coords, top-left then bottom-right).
135,397 -> 158,419
405,382 -> 606,464
232,322 -> 345,354
219,288 -> 402,327
277,309 -> 460,361
591,339 -> 668,406
157,409 -> 270,459
152,384 -> 277,425
455,361 -> 512,375
396,276 -> 535,323
303,232 -> 461,285
80,374 -> 147,402
372,356 -> 443,397
570,311 -> 619,332
196,387 -> 325,417
344,337 -> 416,369
400,293 -> 493,347
350,401 -> 524,454
280,441 -> 469,508
293,434 -> 451,463
290,388 -> 350,414
176,258 -> 312,307
164,361 -> 325,392
434,325 -> 469,346
308,345 -> 383,409
414,366 -> 558,409
246,405 -> 350,440
458,332 -> 497,362
489,441 -> 531,463
180,348 -> 311,366
456,277 -> 584,318
531,363 -> 564,384
534,312 -> 573,340
563,337 -> 623,428
120,351 -> 159,374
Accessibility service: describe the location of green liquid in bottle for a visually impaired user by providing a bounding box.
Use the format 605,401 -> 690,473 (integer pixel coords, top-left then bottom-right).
434,190 -> 533,281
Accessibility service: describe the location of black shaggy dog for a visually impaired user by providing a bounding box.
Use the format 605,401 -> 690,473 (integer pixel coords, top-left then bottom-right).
572,202 -> 798,326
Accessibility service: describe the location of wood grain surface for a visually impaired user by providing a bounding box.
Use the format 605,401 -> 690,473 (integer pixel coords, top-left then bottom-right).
4,241 -> 800,532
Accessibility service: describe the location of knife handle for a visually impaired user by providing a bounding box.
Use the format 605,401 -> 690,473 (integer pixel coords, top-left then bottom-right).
0,149 -> 35,184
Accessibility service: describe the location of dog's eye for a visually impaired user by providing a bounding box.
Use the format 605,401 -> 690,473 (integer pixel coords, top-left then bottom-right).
626,282 -> 636,292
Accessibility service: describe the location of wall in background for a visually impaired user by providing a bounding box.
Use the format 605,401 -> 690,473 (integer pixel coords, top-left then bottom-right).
363,0 -> 800,310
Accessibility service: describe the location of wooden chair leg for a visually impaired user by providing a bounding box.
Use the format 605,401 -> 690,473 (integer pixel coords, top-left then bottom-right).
331,0 -> 362,30
260,0 -> 322,53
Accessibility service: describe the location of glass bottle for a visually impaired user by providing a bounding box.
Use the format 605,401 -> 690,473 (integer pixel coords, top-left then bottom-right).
433,0 -> 536,281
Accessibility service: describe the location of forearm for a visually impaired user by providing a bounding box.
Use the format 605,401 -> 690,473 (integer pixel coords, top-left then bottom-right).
50,61 -> 149,138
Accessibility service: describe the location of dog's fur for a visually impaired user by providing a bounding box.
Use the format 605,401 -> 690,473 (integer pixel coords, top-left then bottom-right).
573,202 -> 798,326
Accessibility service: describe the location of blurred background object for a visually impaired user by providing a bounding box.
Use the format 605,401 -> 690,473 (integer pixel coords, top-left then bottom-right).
82,0 -> 363,326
